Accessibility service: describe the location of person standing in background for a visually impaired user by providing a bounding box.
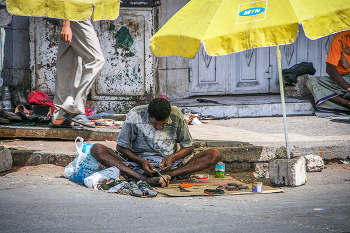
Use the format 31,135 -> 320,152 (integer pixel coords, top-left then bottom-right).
51,19 -> 105,128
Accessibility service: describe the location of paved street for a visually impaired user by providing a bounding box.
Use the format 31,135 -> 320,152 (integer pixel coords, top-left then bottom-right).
1,163 -> 349,233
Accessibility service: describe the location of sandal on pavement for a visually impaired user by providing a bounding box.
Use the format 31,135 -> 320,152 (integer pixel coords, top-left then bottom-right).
137,181 -> 158,197
63,113 -> 95,128
49,119 -> 83,129
120,181 -> 143,197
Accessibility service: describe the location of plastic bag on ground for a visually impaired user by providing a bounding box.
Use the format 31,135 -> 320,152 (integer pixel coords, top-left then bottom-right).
64,137 -> 100,185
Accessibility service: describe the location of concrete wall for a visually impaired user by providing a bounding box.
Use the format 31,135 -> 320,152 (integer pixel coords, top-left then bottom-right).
158,0 -> 190,100
2,16 -> 30,90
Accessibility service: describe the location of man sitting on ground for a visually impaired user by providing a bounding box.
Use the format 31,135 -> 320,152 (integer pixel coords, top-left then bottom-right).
306,30 -> 350,112
90,98 -> 222,188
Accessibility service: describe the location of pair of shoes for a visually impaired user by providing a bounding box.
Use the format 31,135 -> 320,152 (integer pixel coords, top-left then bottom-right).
120,181 -> 143,197
49,119 -> 83,129
1,110 -> 22,121
63,113 -> 95,128
137,181 -> 158,197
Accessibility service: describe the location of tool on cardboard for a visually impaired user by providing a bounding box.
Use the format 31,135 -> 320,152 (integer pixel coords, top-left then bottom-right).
204,188 -> 225,195
178,186 -> 191,192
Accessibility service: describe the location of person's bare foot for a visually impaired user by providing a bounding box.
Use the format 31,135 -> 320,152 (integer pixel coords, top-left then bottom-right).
146,175 -> 171,188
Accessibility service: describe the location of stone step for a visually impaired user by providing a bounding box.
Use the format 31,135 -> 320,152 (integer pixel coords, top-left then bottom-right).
0,125 -> 120,141
194,140 -> 264,173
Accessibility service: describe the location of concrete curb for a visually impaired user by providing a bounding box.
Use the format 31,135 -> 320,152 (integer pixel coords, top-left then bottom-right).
9,141 -> 350,173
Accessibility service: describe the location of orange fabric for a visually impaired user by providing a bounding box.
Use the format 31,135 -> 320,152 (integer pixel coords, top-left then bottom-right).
326,30 -> 350,74
180,182 -> 192,188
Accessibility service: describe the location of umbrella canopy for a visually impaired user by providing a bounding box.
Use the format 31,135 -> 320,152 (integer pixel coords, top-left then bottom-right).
150,0 -> 350,159
150,0 -> 350,58
7,0 -> 120,21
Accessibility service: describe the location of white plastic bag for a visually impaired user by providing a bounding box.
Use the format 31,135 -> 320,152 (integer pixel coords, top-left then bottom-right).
84,166 -> 120,189
64,137 -> 100,185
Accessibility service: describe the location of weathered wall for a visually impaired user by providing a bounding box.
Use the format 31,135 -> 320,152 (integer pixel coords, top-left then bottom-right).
2,16 -> 30,90
28,7 -> 159,114
158,0 -> 191,100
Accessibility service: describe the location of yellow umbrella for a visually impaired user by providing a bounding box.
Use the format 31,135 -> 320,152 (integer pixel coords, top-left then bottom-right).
150,0 -> 350,159
7,0 -> 120,21
151,0 -> 350,58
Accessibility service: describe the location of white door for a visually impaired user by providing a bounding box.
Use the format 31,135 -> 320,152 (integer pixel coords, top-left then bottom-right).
190,45 -> 272,95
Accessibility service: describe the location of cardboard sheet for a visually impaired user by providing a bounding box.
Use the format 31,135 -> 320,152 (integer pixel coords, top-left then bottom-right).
155,176 -> 284,197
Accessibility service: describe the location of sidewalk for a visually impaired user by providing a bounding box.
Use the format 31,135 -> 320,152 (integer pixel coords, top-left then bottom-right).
1,115 -> 349,168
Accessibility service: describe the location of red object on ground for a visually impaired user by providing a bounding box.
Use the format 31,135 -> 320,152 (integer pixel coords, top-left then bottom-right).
85,107 -> 97,116
26,90 -> 55,113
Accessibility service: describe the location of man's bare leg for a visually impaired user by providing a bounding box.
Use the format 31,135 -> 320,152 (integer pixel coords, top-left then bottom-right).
329,96 -> 350,110
90,144 -> 169,187
164,148 -> 222,178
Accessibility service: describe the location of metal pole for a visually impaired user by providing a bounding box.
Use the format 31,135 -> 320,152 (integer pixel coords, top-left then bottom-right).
276,46 -> 291,159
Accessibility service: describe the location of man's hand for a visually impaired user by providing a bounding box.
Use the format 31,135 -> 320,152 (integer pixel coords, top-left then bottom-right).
60,20 -> 72,44
140,159 -> 156,176
160,156 -> 174,172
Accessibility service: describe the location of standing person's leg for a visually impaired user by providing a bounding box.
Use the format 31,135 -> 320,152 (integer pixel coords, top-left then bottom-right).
56,20 -> 105,127
52,35 -> 83,126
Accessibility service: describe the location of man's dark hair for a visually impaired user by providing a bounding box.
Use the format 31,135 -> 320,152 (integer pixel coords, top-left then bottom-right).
148,98 -> 171,121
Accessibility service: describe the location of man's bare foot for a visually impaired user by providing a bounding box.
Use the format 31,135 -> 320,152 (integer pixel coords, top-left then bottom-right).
146,175 -> 171,188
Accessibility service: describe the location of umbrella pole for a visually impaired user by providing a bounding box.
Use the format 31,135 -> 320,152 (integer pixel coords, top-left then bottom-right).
276,46 -> 291,159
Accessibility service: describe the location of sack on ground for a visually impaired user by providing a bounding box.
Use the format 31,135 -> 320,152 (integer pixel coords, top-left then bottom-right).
84,166 -> 120,189
64,137 -> 99,185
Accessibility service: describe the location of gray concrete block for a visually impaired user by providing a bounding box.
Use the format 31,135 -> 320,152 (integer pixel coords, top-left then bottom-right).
0,146 -> 12,172
269,157 -> 306,187
304,154 -> 324,172
284,74 -> 311,97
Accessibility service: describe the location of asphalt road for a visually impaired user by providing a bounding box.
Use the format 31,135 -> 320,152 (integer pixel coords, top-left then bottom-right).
0,164 -> 349,233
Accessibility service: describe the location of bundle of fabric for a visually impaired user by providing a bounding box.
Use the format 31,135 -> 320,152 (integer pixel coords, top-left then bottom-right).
282,62 -> 316,84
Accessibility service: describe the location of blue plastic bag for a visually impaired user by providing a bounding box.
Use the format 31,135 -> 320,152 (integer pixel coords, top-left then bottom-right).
64,137 -> 99,185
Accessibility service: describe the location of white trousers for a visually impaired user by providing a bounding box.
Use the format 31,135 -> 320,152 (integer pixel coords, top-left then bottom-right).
54,20 -> 105,120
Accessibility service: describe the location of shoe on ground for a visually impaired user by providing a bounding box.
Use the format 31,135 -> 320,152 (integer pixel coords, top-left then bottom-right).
120,181 -> 143,197
137,181 -> 158,197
